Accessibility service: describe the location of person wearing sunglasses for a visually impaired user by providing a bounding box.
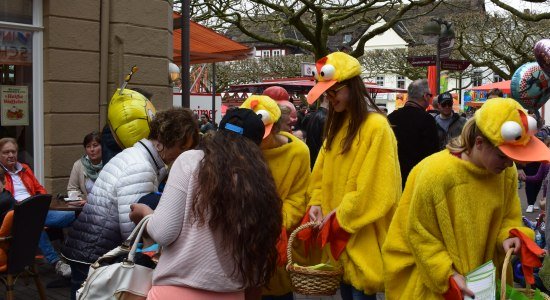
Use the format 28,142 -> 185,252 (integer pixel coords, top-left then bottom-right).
435,92 -> 467,150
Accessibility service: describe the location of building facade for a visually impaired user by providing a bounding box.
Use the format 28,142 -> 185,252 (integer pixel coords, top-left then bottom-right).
0,0 -> 174,194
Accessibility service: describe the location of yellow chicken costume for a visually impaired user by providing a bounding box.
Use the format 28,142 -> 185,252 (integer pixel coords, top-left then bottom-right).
382,98 -> 550,299
306,52 -> 402,294
241,96 -> 311,296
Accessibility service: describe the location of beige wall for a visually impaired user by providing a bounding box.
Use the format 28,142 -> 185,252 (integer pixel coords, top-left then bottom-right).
42,0 -> 173,194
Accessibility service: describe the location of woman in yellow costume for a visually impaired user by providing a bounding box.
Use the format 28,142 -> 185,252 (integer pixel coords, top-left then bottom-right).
240,95 -> 310,300
382,97 -> 550,299
305,52 -> 401,299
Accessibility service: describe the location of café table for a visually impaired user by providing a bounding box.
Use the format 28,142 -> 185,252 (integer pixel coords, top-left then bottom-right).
49,197 -> 85,212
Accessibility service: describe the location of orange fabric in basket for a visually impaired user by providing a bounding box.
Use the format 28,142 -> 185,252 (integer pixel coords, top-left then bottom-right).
509,228 -> 545,285
319,213 -> 350,260
297,208 -> 316,256
276,227 -> 288,266
443,277 -> 462,300
296,208 -> 350,260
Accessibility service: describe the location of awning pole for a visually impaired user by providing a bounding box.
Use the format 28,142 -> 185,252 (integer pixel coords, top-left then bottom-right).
212,63 -> 216,125
181,1 -> 190,108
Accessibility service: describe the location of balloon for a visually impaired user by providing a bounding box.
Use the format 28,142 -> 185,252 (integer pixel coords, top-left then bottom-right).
108,89 -> 156,149
510,62 -> 550,111
534,39 -> 550,76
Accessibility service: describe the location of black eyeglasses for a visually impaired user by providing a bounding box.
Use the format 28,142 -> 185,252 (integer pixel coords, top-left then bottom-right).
323,84 -> 347,98
440,102 -> 453,108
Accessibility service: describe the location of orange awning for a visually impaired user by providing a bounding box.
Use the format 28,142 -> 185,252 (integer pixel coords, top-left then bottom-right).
173,13 -> 251,64
467,80 -> 511,94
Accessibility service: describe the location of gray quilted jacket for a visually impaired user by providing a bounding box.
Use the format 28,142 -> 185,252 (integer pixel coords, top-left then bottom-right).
63,139 -> 167,263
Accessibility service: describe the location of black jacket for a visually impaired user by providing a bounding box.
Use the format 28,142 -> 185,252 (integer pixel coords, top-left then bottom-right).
388,105 -> 439,188
305,107 -> 328,168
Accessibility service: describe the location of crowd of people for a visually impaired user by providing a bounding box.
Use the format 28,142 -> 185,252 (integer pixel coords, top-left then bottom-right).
0,51 -> 548,300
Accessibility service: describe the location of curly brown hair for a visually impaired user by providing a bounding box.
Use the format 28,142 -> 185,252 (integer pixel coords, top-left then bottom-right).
324,76 -> 381,154
148,108 -> 199,149
192,130 -> 282,288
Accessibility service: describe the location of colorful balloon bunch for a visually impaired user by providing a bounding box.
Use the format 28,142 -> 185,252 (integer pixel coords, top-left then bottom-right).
510,39 -> 550,111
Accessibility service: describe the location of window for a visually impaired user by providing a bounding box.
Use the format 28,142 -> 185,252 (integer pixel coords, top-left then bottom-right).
343,33 -> 352,44
376,76 -> 385,86
0,0 -> 42,175
0,0 -> 32,24
493,73 -> 503,82
397,76 -> 405,89
261,50 -> 270,58
272,49 -> 281,57
472,71 -> 483,87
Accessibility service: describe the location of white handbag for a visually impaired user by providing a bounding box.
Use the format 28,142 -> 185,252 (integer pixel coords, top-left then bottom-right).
77,215 -> 154,300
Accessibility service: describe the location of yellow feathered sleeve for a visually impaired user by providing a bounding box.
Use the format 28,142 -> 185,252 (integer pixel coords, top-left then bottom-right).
281,135 -> 311,229
407,179 -> 455,294
307,146 -> 325,207
335,118 -> 401,234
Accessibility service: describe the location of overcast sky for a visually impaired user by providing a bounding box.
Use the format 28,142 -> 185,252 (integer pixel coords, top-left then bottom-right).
485,0 -> 550,13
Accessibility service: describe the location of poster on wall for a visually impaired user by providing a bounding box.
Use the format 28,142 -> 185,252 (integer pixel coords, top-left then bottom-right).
1,85 -> 29,126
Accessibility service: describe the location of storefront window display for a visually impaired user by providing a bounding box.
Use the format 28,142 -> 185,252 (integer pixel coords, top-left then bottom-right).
0,0 -> 39,172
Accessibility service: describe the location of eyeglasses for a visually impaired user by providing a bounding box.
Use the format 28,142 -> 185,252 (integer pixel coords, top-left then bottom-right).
440,102 -> 453,108
323,84 -> 347,98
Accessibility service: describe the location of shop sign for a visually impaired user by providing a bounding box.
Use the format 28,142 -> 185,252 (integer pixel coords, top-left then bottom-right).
0,30 -> 32,65
1,86 -> 29,126
441,59 -> 471,71
301,63 -> 316,76
407,56 -> 436,67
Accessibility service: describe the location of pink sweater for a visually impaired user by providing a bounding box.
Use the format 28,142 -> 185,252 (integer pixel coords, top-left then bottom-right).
146,150 -> 243,292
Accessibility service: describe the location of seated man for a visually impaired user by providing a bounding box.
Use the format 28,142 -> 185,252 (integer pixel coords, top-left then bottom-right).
0,137 -> 74,277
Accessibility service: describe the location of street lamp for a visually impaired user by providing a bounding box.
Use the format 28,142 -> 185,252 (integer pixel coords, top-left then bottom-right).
422,18 -> 455,95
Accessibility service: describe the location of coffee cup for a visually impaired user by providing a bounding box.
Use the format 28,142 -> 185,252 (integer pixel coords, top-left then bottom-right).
67,191 -> 80,200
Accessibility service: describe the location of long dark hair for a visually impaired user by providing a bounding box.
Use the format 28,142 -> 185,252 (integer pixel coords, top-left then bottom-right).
324,76 -> 381,154
191,130 -> 282,287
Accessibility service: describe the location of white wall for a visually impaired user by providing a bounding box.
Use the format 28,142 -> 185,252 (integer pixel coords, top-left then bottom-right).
357,19 -> 408,50
358,19 -> 410,108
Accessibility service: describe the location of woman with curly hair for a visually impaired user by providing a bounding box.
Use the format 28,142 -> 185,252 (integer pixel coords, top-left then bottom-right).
130,108 -> 282,299
63,107 -> 199,300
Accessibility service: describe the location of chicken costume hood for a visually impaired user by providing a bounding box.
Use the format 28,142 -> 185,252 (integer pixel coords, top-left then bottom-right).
475,97 -> 550,162
240,95 -> 281,139
306,52 -> 362,104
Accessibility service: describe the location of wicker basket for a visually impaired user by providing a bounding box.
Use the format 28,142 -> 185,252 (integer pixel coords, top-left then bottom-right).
501,248 -> 550,299
286,222 -> 343,296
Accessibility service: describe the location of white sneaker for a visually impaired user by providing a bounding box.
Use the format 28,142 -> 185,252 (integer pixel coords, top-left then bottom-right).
526,205 -> 534,213
55,260 -> 71,278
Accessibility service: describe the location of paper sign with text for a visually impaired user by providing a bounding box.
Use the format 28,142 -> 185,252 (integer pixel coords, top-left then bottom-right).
1,85 -> 29,126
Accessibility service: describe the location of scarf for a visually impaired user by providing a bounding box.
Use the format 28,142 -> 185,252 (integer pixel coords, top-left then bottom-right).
80,155 -> 103,181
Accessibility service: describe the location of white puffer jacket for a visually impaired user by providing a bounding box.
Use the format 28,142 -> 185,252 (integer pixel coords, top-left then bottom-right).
63,139 -> 167,263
